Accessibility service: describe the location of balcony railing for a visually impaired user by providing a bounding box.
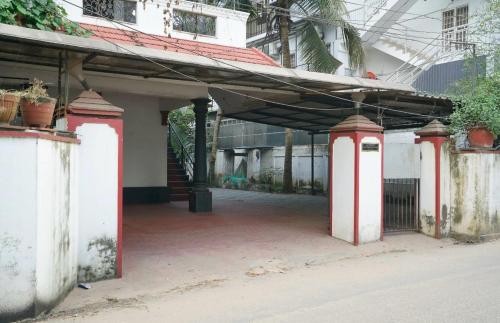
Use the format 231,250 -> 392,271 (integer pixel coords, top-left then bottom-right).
247,17 -> 269,38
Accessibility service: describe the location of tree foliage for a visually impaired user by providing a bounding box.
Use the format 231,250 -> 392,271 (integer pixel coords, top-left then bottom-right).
448,0 -> 500,136
269,0 -> 364,73
169,106 -> 195,156
0,0 -> 89,36
449,72 -> 500,136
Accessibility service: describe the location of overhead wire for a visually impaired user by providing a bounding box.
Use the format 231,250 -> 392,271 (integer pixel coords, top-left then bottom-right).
166,0 -> 493,49
146,0 -> 493,50
59,0 -> 449,120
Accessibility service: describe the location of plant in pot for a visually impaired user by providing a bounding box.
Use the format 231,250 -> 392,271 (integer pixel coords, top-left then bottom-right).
20,79 -> 57,128
0,89 -> 21,125
449,73 -> 500,148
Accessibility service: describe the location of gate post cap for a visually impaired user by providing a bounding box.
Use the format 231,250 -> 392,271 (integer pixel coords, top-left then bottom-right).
331,115 -> 383,133
67,91 -> 123,117
415,119 -> 449,137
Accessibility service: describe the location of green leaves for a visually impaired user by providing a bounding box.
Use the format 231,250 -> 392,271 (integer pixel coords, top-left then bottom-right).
290,0 -> 364,71
298,21 -> 341,73
0,0 -> 91,37
449,72 -> 500,136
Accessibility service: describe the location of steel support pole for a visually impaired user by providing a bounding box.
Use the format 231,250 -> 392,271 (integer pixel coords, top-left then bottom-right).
189,98 -> 212,212
311,132 -> 315,195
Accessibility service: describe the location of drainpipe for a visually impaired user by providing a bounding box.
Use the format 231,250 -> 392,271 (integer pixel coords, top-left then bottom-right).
351,92 -> 366,115
67,57 -> 91,91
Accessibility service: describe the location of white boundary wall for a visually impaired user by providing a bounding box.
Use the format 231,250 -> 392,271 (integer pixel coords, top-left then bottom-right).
331,137 -> 354,242
0,136 -> 78,321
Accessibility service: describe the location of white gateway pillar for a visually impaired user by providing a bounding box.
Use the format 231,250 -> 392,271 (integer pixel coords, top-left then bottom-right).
329,115 -> 384,245
57,91 -> 124,281
415,120 -> 450,239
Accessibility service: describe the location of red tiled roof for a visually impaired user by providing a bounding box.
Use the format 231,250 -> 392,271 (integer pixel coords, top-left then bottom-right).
80,23 -> 280,67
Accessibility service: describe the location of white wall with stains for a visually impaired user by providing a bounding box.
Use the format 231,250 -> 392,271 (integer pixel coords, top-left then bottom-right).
419,141 -> 437,237
72,123 -> 119,282
449,152 -> 500,241
0,136 -> 78,322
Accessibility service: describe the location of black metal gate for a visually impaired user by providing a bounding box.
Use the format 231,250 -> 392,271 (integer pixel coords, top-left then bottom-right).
384,178 -> 419,232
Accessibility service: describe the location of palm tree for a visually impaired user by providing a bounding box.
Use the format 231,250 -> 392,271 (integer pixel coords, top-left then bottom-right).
269,0 -> 364,193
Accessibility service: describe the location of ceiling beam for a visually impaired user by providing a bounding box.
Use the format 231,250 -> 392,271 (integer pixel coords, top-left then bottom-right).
250,109 -> 336,127
82,52 -> 98,65
224,113 -> 315,131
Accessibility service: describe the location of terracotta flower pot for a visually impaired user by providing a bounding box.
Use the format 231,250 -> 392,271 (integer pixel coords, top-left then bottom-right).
20,97 -> 57,128
468,126 -> 495,148
0,93 -> 20,124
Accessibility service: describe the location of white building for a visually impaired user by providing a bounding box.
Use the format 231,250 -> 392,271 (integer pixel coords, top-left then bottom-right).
60,0 -> 249,47
247,0 -> 495,93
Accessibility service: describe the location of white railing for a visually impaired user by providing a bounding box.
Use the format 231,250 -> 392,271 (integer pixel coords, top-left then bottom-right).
384,33 -> 442,84
348,0 -> 390,28
386,43 -> 468,85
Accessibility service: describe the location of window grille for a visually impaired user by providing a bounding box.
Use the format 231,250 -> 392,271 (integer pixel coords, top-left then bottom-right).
83,0 -> 137,23
173,10 -> 216,36
442,5 -> 468,52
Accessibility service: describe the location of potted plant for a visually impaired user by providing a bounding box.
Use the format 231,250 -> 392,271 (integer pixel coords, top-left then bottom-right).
20,79 -> 57,128
449,73 -> 500,148
0,90 -> 21,125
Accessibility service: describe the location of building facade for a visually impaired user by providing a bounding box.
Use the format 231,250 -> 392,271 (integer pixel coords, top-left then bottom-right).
60,0 -> 249,47
247,0 -> 495,93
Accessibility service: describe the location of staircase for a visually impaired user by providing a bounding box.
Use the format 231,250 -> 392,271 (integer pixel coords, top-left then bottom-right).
167,121 -> 194,201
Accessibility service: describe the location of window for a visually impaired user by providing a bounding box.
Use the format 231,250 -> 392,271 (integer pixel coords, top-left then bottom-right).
173,10 -> 216,36
83,0 -> 137,23
442,6 -> 468,51
290,53 -> 297,68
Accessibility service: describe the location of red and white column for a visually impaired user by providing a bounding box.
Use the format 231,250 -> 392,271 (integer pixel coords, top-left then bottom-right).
329,115 -> 384,245
415,120 -> 450,239
57,90 -> 124,280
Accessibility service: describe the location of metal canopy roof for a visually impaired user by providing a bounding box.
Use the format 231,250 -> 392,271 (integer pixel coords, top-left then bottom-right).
0,24 -> 414,92
0,24 -> 453,131
214,90 -> 453,132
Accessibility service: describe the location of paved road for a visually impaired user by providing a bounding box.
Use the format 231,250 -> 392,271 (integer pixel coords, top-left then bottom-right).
46,238 -> 500,323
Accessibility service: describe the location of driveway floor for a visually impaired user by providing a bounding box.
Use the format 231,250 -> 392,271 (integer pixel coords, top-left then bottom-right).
39,189 -> 498,322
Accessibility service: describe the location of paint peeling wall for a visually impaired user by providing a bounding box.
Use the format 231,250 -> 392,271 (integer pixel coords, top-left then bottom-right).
73,123 -> 118,282
0,137 -> 78,322
440,143 -> 451,237
419,142 -> 437,236
449,152 -> 500,241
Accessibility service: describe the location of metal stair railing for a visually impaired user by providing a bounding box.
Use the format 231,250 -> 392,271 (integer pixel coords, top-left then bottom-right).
168,120 -> 194,181
384,33 -> 441,84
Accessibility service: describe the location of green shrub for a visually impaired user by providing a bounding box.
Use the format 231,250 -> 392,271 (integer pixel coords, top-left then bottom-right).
449,72 -> 500,136
0,0 -> 90,36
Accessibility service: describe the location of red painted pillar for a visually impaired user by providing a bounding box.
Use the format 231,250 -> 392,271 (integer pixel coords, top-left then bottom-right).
329,115 -> 384,245
415,120 -> 450,239
57,91 -> 124,279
